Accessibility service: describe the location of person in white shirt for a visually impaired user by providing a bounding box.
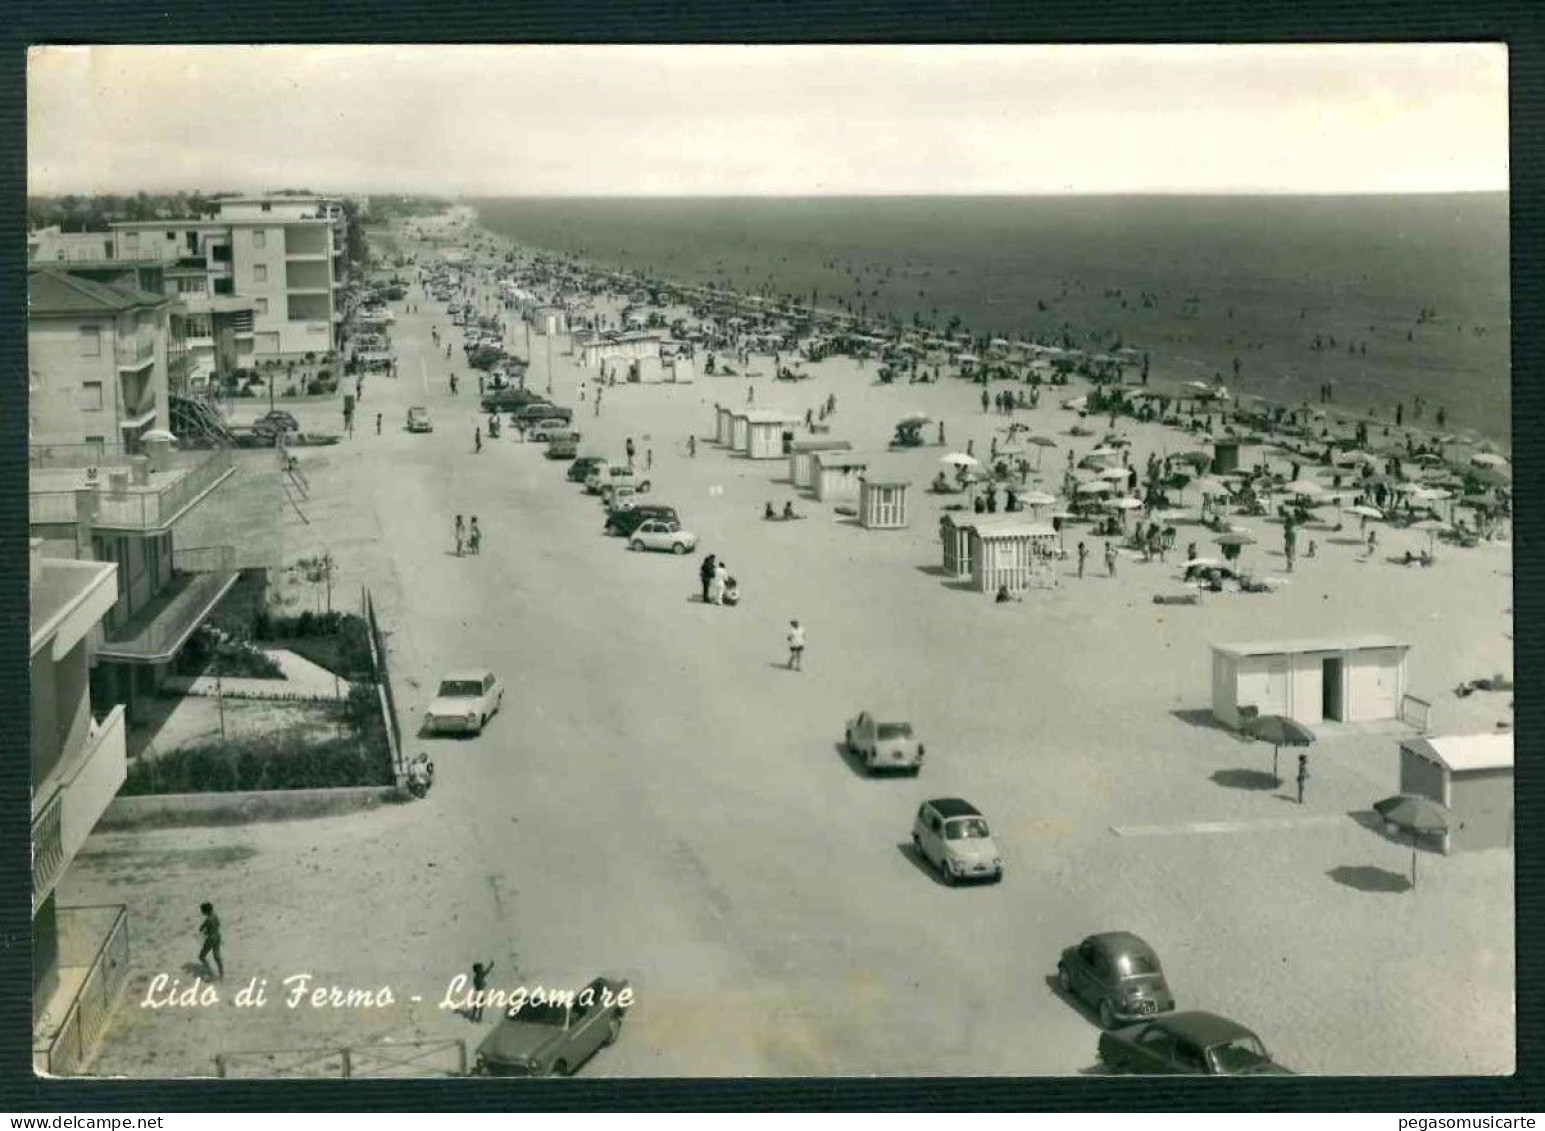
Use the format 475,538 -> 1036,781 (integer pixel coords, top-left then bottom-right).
786,619 -> 805,671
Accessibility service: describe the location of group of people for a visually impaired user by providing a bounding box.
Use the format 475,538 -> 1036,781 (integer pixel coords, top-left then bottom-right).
698,553 -> 739,606
454,514 -> 483,556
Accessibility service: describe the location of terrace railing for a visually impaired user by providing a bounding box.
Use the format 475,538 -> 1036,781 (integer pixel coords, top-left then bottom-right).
31,791 -> 65,904
29,449 -> 236,532
33,904 -> 130,1076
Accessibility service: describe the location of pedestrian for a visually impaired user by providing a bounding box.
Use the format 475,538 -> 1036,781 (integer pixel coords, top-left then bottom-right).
981,388 -> 990,413
625,437 -> 636,467
594,387 -> 602,417
1104,542 -> 1117,577
474,426 -> 482,454
579,382 -> 587,403
786,619 -> 805,671
699,553 -> 717,604
938,421 -> 945,446
747,384 -> 755,405
375,413 -> 382,435
469,960 -> 495,1022
455,514 -> 465,557
1296,754 -> 1309,804
646,448 -> 653,471
478,374 -> 485,395
1077,542 -> 1088,579
469,517 -> 482,555
688,434 -> 697,458
198,901 -> 224,981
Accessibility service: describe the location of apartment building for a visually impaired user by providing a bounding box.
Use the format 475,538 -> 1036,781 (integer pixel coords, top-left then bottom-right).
30,434 -> 241,725
110,194 -> 345,359
27,268 -> 171,452
30,538 -> 131,1075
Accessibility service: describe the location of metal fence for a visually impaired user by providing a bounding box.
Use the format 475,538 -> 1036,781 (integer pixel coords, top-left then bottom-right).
31,791 -> 65,903
363,588 -> 406,783
35,905 -> 130,1077
1400,694 -> 1433,733
215,1039 -> 466,1078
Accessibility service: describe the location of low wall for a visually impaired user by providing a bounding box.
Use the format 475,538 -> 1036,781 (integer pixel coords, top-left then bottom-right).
99,784 -> 402,830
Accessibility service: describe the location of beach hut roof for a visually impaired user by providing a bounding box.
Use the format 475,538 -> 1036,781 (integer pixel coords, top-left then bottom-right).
815,450 -> 869,470
973,519 -> 1058,540
863,476 -> 912,488
744,410 -> 802,425
1212,635 -> 1410,660
1400,734 -> 1512,775
789,439 -> 853,453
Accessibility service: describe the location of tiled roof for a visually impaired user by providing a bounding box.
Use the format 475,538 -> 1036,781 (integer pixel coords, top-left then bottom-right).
28,268 -> 168,316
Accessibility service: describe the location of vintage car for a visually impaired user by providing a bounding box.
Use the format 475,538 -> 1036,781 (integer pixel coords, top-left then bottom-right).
512,402 -> 572,425
546,435 -> 580,460
255,410 -> 301,434
472,976 -> 631,1077
910,798 -> 1002,885
567,456 -> 608,483
628,520 -> 697,555
406,406 -> 433,433
844,713 -> 924,775
1097,1012 -> 1293,1076
480,387 -> 547,414
1057,933 -> 1176,1028
586,464 -> 652,496
423,669 -> 504,736
605,504 -> 679,538
527,419 -> 576,443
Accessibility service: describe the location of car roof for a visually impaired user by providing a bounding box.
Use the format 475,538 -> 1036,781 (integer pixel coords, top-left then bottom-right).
1088,931 -> 1157,957
1152,1012 -> 1258,1045
441,669 -> 492,682
926,798 -> 981,819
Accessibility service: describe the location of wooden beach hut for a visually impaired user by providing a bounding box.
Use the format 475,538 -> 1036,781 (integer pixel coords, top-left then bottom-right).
789,439 -> 852,490
745,411 -> 800,460
667,356 -> 695,384
1209,636 -> 1412,730
1398,733 -> 1513,853
636,355 -> 665,384
813,451 -> 869,504
730,411 -> 751,453
859,477 -> 911,529
714,405 -> 735,446
578,331 -> 662,370
969,520 -> 1059,593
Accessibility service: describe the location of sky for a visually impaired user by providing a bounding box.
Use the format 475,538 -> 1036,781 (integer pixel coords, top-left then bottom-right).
28,44 -> 1508,197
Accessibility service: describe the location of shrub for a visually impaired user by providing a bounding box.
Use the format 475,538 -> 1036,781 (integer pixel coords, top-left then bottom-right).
121,730 -> 391,794
306,380 -> 326,396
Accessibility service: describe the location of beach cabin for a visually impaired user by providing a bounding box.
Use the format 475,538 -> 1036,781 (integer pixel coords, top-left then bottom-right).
715,405 -> 735,446
636,355 -> 665,384
968,520 -> 1059,593
668,356 -> 695,384
789,439 -> 853,490
1212,439 -> 1245,474
730,412 -> 751,453
745,411 -> 800,460
859,478 -> 911,529
813,451 -> 869,505
578,332 -> 663,371
529,305 -> 568,336
1398,733 -> 1513,853
1209,636 -> 1412,730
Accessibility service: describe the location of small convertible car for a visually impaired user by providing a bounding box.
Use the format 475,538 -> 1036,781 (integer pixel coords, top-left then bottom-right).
910,798 -> 1002,885
423,669 -> 503,736
472,976 -> 631,1077
1057,932 -> 1176,1028
1097,1012 -> 1293,1076
844,712 -> 924,775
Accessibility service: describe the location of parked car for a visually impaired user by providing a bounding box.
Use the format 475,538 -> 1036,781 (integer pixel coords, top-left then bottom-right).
1057,933 -> 1176,1028
628,520 -> 697,555
513,402 -> 572,424
527,419 -> 576,443
910,798 -> 1002,885
472,976 -> 631,1077
546,436 -> 580,460
255,410 -> 301,433
423,669 -> 504,736
481,387 -> 547,414
568,456 -> 608,483
586,464 -> 650,495
406,406 -> 433,433
844,713 -> 924,775
1097,1012 -> 1292,1076
605,505 -> 679,537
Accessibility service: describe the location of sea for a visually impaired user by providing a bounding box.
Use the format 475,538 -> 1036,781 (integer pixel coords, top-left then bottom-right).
472,195 -> 1510,440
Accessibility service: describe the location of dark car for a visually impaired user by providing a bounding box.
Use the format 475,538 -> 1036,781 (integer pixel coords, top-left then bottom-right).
546,436 -> 580,460
472,976 -> 631,1077
1097,1012 -> 1293,1076
481,387 -> 547,414
513,402 -> 572,424
605,504 -> 680,537
255,410 -> 301,433
568,456 -> 608,483
1058,932 -> 1176,1028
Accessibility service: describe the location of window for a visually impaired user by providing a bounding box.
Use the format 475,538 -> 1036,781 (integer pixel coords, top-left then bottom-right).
84,436 -> 105,458
260,202 -> 272,212
214,277 -> 234,296
78,325 -> 101,357
253,230 -> 267,249
79,381 -> 104,410
166,231 -> 176,241
253,264 -> 268,283
211,244 -> 232,263
254,297 -> 269,315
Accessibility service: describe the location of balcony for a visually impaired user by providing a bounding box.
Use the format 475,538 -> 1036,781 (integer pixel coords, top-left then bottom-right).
115,337 -> 155,371
96,546 -> 239,664
34,904 -> 131,1076
33,705 -> 126,905
29,448 -> 235,533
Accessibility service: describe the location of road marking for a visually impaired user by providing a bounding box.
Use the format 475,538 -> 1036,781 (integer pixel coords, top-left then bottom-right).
1110,814 -> 1350,837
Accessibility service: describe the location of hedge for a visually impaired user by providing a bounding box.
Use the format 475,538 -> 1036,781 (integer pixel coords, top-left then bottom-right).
122,730 -> 391,794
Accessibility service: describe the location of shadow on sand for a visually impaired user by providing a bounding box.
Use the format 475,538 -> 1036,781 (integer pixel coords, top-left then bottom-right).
1210,768 -> 1281,791
1042,973 -> 1101,1027
1327,865 -> 1413,894
1169,708 -> 1248,738
914,564 -> 954,578
895,842 -> 952,887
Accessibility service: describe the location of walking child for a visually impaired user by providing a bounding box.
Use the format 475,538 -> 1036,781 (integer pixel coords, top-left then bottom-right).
786,619 -> 805,671
198,901 -> 224,980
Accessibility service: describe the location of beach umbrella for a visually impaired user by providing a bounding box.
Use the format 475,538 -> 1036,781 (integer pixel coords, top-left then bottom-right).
1411,517 -> 1449,552
1243,714 -> 1316,782
1076,480 -> 1114,495
1108,496 -> 1143,510
1193,476 -> 1230,497
1373,793 -> 1457,889
899,411 -> 932,426
1470,452 -> 1508,469
1334,449 -> 1374,466
940,452 -> 979,469
1343,504 -> 1384,520
1021,490 -> 1057,507
1283,479 -> 1326,497
1098,467 -> 1133,482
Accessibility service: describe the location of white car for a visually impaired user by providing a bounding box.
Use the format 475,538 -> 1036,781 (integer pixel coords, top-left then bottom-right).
628,520 -> 697,555
424,669 -> 504,736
